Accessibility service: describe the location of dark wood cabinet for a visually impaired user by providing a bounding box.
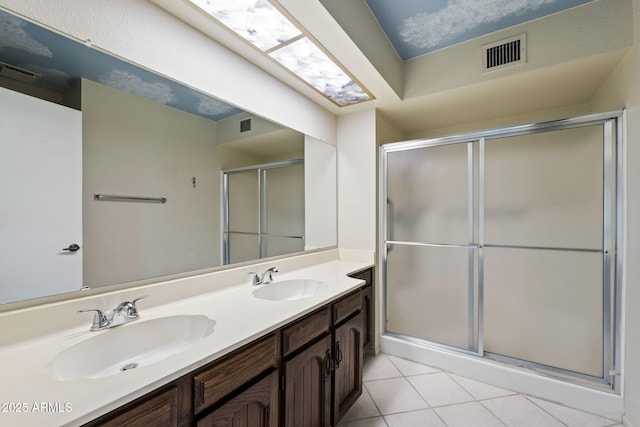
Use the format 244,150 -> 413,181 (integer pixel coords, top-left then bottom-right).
84,379 -> 192,427
282,287 -> 365,427
197,371 -> 279,427
84,267 -> 374,427
193,334 -> 279,414
333,311 -> 363,424
283,335 -> 333,427
348,267 -> 375,355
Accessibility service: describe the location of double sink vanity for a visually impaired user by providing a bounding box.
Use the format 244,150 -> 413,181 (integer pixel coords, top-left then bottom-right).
0,251 -> 373,426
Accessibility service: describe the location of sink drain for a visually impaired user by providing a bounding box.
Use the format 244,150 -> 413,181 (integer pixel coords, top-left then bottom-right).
121,363 -> 138,372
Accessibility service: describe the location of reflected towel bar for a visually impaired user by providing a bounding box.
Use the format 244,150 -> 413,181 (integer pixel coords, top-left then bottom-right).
93,194 -> 167,204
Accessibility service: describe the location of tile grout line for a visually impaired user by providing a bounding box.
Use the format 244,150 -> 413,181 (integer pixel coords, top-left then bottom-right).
359,354 -> 622,427
360,382 -> 390,427
523,394 -> 571,427
385,354 -> 453,427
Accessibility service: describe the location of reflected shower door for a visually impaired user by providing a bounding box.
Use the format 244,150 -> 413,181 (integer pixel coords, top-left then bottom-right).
224,160 -> 305,264
263,164 -> 305,257
226,170 -> 259,264
385,142 -> 479,352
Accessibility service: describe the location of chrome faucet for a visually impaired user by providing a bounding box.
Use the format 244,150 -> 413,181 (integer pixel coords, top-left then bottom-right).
79,295 -> 148,331
249,267 -> 278,285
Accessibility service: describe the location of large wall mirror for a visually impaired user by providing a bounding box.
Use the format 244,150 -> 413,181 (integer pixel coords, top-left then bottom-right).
0,8 -> 337,307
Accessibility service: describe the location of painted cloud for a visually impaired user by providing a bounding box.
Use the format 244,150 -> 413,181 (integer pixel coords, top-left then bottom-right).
0,13 -> 53,57
400,0 -> 557,49
194,91 -> 238,117
99,69 -> 176,105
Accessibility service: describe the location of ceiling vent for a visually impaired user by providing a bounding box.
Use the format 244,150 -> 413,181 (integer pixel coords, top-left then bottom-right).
0,62 -> 41,83
483,34 -> 526,71
240,118 -> 251,133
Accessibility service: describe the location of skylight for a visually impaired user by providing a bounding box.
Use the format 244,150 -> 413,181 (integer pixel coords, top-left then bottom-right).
189,0 -> 371,106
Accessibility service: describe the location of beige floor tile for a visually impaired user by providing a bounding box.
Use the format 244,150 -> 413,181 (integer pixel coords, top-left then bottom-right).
435,402 -> 505,427
387,355 -> 441,376
407,373 -> 475,408
449,373 -> 516,400
384,409 -> 446,427
341,388 -> 380,421
337,416 -> 388,427
482,395 -> 564,427
365,377 -> 429,415
527,396 -> 618,427
363,354 -> 403,381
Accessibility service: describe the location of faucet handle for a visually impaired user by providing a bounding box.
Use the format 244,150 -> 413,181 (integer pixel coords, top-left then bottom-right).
248,272 -> 260,285
78,308 -> 109,331
123,295 -> 149,319
131,295 -> 149,307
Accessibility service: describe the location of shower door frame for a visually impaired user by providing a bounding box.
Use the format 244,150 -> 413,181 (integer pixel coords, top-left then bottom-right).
379,110 -> 624,392
222,158 -> 305,265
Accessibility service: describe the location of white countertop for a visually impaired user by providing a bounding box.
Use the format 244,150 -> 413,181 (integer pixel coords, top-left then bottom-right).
0,257 -> 371,426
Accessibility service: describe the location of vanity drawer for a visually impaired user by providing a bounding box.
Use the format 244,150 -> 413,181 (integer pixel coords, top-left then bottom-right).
193,333 -> 278,414
282,307 -> 331,357
333,290 -> 362,325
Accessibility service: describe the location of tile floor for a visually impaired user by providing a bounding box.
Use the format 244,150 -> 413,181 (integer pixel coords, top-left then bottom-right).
337,353 -> 623,427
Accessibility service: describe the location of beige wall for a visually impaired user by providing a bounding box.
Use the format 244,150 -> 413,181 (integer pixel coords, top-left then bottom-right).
337,109 -> 377,262
590,1 -> 640,423
81,79 -> 255,287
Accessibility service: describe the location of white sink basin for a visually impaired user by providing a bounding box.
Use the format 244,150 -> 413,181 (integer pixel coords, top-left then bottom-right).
44,315 -> 215,381
252,279 -> 328,301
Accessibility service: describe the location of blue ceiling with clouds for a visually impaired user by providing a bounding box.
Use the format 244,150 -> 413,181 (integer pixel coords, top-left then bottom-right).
365,0 -> 595,60
0,9 -> 242,121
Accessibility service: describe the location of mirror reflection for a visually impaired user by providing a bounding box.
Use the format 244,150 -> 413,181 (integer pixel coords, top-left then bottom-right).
0,8 -> 336,305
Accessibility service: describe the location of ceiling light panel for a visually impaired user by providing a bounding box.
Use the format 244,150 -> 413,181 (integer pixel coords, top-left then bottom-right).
188,0 -> 372,106
269,37 -> 370,106
190,0 -> 301,51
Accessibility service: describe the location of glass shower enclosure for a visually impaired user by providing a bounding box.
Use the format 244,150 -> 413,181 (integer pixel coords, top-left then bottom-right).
380,112 -> 623,390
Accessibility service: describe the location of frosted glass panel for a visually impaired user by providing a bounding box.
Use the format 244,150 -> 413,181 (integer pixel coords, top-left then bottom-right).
263,236 -> 304,258
386,244 -> 476,351
387,143 -> 470,244
265,165 -> 304,236
484,248 -> 603,377
228,171 -> 258,233
485,126 -> 603,249
227,233 -> 259,264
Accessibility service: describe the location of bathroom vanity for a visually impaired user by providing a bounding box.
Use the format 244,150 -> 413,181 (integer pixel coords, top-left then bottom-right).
0,254 -> 373,427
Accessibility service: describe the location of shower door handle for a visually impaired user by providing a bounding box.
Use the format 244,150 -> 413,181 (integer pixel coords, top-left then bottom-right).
387,198 -> 394,252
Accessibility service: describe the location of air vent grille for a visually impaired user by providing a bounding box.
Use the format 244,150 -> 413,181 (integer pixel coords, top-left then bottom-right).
240,118 -> 251,133
0,62 -> 40,83
483,34 -> 526,71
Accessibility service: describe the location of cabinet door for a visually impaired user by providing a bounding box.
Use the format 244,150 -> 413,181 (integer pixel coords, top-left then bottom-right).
333,312 -> 363,424
283,335 -> 332,427
88,386 -> 180,427
197,371 -> 279,427
362,285 -> 373,355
